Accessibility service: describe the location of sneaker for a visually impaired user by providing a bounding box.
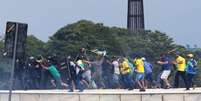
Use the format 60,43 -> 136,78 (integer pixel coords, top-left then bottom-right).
128,88 -> 134,90
193,85 -> 196,90
68,89 -> 74,92
139,89 -> 146,92
185,88 -> 190,91
165,86 -> 171,89
79,88 -> 84,92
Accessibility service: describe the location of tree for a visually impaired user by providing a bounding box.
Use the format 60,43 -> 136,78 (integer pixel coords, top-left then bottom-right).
46,20 -> 127,57
46,20 -> 179,60
26,35 -> 45,57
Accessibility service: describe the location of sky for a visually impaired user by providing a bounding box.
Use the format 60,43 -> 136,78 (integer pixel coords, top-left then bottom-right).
0,0 -> 201,47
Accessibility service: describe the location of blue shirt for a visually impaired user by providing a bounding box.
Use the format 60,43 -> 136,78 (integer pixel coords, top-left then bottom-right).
161,57 -> 171,70
186,59 -> 197,75
144,61 -> 153,74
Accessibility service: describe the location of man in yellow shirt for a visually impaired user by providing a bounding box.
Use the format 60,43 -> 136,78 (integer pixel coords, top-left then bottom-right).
120,59 -> 131,75
173,54 -> 187,88
119,58 -> 134,90
134,55 -> 145,91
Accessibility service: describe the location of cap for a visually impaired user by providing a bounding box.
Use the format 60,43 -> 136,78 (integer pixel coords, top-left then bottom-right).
141,57 -> 146,61
187,54 -> 194,58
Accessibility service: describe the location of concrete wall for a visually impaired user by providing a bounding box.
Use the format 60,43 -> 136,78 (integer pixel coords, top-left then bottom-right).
0,91 -> 201,101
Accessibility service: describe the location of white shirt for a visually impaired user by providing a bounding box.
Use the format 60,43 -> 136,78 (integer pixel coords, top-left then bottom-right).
112,61 -> 120,75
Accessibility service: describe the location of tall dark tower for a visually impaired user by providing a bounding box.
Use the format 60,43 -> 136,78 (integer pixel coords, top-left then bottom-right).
127,0 -> 145,32
5,22 -> 28,89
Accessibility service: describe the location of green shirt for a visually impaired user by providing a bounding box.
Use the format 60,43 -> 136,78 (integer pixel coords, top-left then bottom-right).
48,65 -> 61,78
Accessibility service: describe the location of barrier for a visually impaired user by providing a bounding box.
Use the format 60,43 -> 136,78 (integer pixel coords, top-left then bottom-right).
0,88 -> 201,101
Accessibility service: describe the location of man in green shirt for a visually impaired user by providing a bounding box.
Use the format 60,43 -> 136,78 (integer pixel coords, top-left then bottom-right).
39,58 -> 65,89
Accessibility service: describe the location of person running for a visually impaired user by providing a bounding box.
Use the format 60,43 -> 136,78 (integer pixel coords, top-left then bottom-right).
157,53 -> 172,89
134,55 -> 146,91
60,56 -> 77,92
75,57 -> 90,91
101,57 -> 114,89
81,60 -> 95,89
84,54 -> 105,88
142,57 -> 154,88
112,57 -> 121,88
36,56 -> 52,89
28,56 -> 41,89
172,53 -> 187,88
185,54 -> 198,90
39,58 -> 65,89
119,58 -> 133,90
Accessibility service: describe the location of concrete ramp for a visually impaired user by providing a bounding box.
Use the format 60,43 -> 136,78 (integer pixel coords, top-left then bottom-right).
1,88 -> 201,101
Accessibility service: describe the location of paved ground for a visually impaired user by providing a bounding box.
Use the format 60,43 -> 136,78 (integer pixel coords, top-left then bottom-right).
0,88 -> 201,94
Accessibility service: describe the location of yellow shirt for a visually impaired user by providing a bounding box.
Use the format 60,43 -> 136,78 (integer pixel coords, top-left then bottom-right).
120,61 -> 130,74
134,58 -> 145,73
176,56 -> 186,71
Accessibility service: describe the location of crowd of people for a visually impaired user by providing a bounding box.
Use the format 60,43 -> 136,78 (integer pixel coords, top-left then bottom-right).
22,48 -> 198,92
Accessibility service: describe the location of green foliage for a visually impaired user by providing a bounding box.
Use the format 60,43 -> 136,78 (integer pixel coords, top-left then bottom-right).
26,35 -> 45,57
46,20 -> 178,60
192,48 -> 201,59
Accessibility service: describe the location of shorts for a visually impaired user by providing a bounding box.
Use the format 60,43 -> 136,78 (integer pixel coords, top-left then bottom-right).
136,73 -> 145,81
160,70 -> 171,79
145,73 -> 153,82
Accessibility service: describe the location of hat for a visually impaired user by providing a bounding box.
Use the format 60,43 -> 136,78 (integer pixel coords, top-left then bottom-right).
141,57 -> 146,61
187,54 -> 194,58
